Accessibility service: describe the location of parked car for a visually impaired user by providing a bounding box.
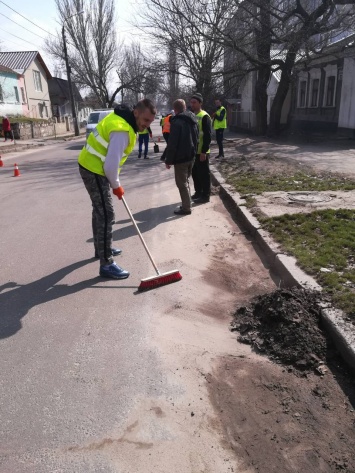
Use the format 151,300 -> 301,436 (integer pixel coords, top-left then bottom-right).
86,109 -> 113,139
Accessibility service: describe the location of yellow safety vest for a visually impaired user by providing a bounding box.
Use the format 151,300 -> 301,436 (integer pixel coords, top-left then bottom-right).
138,128 -> 149,135
78,112 -> 137,176
213,106 -> 227,130
196,110 -> 210,154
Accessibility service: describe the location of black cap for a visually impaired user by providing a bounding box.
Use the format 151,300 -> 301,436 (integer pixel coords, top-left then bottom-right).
191,93 -> 203,103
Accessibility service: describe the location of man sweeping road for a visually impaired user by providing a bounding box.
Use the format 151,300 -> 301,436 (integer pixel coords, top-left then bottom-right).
78,99 -> 156,280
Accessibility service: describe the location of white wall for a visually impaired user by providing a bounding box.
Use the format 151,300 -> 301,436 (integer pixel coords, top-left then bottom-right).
0,72 -> 23,115
338,57 -> 355,129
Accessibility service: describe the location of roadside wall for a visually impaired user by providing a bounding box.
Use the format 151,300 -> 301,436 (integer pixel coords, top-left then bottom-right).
2,121 -> 71,139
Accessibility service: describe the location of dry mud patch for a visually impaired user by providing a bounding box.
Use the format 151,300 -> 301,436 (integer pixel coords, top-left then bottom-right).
206,287 -> 355,472
208,354 -> 355,473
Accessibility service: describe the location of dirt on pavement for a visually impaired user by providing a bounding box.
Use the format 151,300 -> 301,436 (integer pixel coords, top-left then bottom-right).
204,140 -> 355,473
206,288 -> 355,473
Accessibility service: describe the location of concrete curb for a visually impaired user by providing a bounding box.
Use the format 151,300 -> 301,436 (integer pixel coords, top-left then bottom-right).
210,164 -> 355,372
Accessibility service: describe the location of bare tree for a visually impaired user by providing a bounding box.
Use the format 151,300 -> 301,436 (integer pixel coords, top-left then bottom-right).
144,0 -> 355,134
140,0 -> 226,107
46,1 -> 161,108
115,43 -> 162,106
45,0 -> 120,107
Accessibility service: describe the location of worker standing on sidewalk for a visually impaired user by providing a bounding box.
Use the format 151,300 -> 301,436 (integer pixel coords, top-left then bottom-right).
190,93 -> 212,204
78,99 -> 156,280
213,98 -> 227,159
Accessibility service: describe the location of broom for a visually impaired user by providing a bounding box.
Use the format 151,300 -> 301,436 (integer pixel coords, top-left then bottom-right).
121,196 -> 182,291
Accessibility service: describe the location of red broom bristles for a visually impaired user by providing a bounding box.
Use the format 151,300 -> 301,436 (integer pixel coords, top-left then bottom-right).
138,271 -> 182,291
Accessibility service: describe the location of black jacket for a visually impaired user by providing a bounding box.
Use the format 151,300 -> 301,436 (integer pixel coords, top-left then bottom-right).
164,111 -> 199,165
200,114 -> 212,154
114,105 -> 138,133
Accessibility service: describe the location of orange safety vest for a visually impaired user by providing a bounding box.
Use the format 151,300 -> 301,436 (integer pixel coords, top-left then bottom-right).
162,114 -> 172,133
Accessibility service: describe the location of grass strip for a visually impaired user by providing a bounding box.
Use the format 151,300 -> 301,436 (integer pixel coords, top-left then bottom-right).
221,169 -> 355,194
260,209 -> 355,318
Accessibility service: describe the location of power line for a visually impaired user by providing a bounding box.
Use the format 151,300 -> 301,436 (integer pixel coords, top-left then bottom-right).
0,12 -> 47,40
0,1 -> 56,38
0,35 -> 25,48
0,26 -> 42,49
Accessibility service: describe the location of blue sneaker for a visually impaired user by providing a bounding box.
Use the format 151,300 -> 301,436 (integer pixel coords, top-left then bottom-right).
95,248 -> 122,259
99,262 -> 130,279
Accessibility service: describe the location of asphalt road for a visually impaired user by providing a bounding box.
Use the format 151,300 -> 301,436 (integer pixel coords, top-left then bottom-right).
0,120 -> 276,472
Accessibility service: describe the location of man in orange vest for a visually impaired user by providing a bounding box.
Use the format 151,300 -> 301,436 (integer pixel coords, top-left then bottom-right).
162,110 -> 174,143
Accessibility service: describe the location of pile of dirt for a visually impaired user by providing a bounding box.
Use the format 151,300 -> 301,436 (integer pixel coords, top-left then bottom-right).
231,287 -> 333,373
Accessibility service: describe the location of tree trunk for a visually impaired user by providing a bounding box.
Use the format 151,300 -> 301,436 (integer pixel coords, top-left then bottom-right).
254,0 -> 271,135
255,66 -> 270,135
268,50 -> 296,135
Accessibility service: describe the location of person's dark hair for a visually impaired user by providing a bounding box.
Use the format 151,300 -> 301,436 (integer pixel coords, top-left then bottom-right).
116,103 -> 133,112
173,99 -> 186,113
135,98 -> 157,115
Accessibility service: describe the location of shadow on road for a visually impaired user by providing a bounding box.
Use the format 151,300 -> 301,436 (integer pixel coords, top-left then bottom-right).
65,144 -> 84,151
116,203 -> 179,241
0,258 -> 136,340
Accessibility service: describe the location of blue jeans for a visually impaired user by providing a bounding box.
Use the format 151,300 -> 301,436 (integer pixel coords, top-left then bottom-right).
138,134 -> 149,156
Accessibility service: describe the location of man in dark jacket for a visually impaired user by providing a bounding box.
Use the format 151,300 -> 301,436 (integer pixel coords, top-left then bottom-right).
165,99 -> 199,216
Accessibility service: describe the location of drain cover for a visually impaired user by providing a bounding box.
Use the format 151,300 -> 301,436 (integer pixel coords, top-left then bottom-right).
286,192 -> 333,203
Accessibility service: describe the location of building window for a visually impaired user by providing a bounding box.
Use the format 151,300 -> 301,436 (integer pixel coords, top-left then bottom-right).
38,103 -> 44,118
298,80 -> 307,108
33,70 -> 42,92
310,78 -> 320,107
21,87 -> 26,103
14,86 -> 20,102
325,76 -> 336,107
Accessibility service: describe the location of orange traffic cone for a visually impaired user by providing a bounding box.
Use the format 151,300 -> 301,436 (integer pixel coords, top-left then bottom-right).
13,163 -> 20,177
0,156 -> 3,167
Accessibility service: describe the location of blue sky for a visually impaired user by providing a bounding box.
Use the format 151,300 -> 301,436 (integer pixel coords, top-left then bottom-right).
0,0 -> 136,72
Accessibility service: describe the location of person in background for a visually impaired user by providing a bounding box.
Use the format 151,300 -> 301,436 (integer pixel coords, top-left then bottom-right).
78,99 -> 156,280
2,116 -> 13,142
138,126 -> 153,159
160,110 -> 175,161
164,99 -> 199,216
189,93 -> 212,204
162,110 -> 174,143
213,98 -> 227,159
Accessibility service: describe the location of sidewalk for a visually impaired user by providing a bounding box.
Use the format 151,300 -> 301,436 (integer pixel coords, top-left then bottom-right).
221,130 -> 355,177
0,131 -> 85,154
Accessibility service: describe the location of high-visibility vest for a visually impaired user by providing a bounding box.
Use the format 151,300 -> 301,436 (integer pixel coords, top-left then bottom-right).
196,110 -> 211,154
138,128 -> 149,135
78,112 -> 137,176
213,106 -> 227,130
162,114 -> 172,133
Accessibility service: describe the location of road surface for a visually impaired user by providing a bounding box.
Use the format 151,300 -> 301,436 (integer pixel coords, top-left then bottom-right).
0,120 -> 278,472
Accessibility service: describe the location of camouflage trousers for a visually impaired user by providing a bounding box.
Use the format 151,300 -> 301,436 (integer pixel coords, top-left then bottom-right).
79,165 -> 116,265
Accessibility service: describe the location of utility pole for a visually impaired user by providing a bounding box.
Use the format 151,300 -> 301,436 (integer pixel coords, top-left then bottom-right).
62,13 -> 83,136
